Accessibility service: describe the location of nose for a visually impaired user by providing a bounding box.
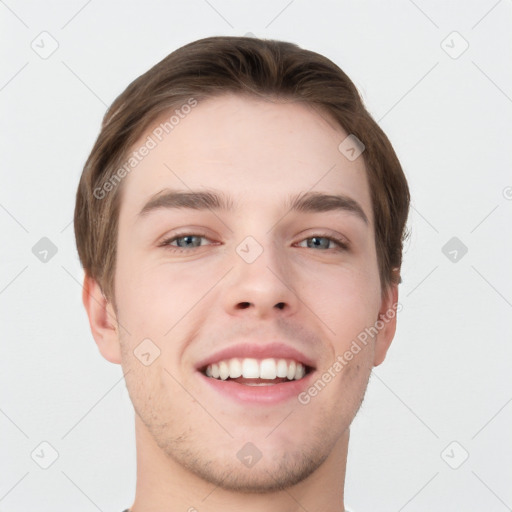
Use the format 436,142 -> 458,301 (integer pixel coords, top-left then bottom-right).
221,237 -> 299,320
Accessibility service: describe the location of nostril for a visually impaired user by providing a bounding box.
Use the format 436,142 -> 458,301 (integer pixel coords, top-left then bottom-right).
236,302 -> 285,310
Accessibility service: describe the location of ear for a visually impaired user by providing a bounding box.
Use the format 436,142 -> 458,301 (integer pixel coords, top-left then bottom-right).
373,278 -> 399,367
82,275 -> 122,364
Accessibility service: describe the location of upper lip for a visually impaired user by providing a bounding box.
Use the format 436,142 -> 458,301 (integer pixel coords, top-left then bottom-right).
194,342 -> 317,372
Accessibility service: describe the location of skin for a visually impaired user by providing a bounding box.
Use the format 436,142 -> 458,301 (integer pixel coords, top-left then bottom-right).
83,93 -> 398,512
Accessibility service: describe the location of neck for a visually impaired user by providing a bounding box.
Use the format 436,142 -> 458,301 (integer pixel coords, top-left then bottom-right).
129,414 -> 348,512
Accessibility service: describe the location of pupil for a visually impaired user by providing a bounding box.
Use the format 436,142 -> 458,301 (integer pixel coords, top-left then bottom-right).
178,235 -> 199,247
309,237 -> 328,249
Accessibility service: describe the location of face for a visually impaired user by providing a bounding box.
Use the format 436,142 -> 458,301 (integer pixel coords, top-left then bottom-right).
92,93 -> 397,492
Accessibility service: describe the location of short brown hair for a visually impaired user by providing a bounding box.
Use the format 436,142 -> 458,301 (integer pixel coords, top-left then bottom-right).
74,36 -> 410,303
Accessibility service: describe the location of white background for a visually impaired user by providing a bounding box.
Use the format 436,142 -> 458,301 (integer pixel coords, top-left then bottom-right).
1,1 -> 511,511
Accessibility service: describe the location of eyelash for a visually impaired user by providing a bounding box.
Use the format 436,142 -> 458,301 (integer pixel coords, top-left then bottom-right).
159,232 -> 349,253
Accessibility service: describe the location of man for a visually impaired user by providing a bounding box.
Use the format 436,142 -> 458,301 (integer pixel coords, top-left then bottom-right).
74,36 -> 410,512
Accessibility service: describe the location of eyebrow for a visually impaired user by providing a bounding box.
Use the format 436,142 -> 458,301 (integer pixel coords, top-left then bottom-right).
138,189 -> 369,225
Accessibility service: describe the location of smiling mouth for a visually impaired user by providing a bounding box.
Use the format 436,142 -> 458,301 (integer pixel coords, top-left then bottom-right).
199,357 -> 314,386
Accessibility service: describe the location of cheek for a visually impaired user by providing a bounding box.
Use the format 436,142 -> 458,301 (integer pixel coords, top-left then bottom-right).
114,256 -> 224,349
303,264 -> 380,330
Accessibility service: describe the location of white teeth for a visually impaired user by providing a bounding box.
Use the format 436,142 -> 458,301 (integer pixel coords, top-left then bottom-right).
219,361 -> 230,381
242,358 -> 260,378
287,360 -> 296,380
229,358 -> 243,378
260,358 -> 277,379
203,357 -> 309,382
276,359 -> 288,378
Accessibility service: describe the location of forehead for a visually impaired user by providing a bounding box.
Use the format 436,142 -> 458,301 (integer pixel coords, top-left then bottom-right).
118,93 -> 372,222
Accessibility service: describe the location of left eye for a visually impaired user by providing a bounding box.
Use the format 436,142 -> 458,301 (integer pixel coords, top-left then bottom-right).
296,236 -> 347,251
161,234 -> 211,249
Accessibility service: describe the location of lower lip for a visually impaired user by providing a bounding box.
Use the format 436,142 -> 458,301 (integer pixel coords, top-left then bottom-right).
197,371 -> 316,404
